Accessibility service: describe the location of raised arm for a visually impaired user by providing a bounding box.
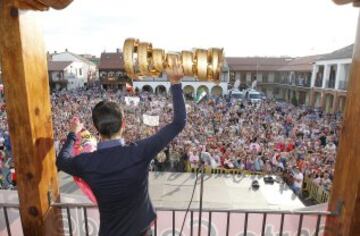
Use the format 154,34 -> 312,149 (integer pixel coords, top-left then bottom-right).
138,57 -> 186,162
56,132 -> 79,176
138,83 -> 186,161
56,120 -> 83,176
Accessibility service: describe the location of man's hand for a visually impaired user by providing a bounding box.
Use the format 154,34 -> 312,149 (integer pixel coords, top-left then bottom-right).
165,53 -> 184,84
70,117 -> 83,134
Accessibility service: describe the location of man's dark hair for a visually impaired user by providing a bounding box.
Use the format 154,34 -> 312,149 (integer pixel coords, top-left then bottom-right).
92,101 -> 123,138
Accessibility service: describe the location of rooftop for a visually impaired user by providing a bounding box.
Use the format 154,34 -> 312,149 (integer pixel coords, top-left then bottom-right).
318,44 -> 354,61
278,55 -> 323,71
226,57 -> 290,72
47,61 -> 72,71
99,52 -> 124,70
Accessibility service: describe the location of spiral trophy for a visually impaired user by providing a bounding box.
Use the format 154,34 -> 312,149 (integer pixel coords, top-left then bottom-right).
123,38 -> 224,83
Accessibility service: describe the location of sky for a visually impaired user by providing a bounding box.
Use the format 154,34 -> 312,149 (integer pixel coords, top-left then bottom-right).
39,0 -> 359,57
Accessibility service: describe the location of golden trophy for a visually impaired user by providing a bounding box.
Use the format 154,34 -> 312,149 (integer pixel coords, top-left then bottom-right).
123,38 -> 224,84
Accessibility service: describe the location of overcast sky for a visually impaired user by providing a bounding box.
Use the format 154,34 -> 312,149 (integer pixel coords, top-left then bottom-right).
39,0 -> 359,57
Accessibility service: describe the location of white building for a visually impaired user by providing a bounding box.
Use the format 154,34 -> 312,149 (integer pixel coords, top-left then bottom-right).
48,61 -> 85,90
50,50 -> 97,86
310,45 -> 352,112
133,64 -> 230,97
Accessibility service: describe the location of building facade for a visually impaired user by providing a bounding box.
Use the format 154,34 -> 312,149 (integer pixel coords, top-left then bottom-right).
50,50 -> 98,86
276,55 -> 322,106
132,63 -> 230,97
98,50 -> 131,89
226,57 -> 291,97
226,45 -> 352,113
309,45 -> 352,113
48,61 -> 85,90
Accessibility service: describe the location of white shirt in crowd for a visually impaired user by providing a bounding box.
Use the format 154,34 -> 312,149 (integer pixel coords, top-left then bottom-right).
293,172 -> 304,188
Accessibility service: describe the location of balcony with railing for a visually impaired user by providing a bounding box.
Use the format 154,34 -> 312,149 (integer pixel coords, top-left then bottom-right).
293,78 -> 311,87
326,79 -> 336,89
50,72 -> 77,83
0,170 -> 340,236
314,67 -> 324,88
338,80 -> 348,91
0,201 -> 337,236
314,78 -> 323,88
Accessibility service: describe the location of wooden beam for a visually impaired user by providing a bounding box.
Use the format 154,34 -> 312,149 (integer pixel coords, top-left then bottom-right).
326,12 -> 360,236
12,0 -> 73,11
332,0 -> 360,7
0,2 -> 63,235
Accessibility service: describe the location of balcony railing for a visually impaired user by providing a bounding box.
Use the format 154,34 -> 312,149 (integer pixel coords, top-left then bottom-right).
0,201 -> 339,236
257,78 -> 275,84
314,79 -> 323,88
326,80 -> 336,89
293,78 -> 311,87
338,80 -> 348,91
270,78 -> 311,88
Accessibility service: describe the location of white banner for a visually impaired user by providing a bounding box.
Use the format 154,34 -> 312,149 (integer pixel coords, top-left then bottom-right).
125,96 -> 140,106
143,114 -> 160,126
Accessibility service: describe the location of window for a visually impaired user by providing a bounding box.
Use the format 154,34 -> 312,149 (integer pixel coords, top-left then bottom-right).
315,66 -> 324,87
100,71 -> 107,77
240,72 -> 247,83
328,65 -> 337,88
252,73 -> 257,81
249,93 -> 261,99
79,68 -> 82,76
262,73 -> 268,83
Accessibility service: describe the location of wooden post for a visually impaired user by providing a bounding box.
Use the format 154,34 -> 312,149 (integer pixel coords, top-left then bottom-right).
326,11 -> 360,236
0,2 -> 63,235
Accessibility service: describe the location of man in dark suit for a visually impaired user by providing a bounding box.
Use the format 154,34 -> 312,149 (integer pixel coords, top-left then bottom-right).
56,60 -> 186,236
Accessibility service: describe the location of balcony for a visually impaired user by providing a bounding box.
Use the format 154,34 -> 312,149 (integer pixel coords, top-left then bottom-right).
338,80 -> 348,91
100,75 -> 130,84
294,78 -> 311,87
0,201 -> 336,236
314,79 -> 323,88
0,171 -> 340,236
326,80 -> 336,89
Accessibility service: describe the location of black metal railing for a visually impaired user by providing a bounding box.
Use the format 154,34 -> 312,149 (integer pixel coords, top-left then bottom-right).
0,201 -> 339,236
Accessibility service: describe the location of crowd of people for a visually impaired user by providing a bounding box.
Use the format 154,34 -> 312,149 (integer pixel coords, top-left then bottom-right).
0,85 -> 341,196
0,103 -> 14,189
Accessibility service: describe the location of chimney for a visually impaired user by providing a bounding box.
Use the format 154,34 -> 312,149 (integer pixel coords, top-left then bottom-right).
116,48 -> 120,53
65,48 -> 68,52
54,50 -> 57,54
